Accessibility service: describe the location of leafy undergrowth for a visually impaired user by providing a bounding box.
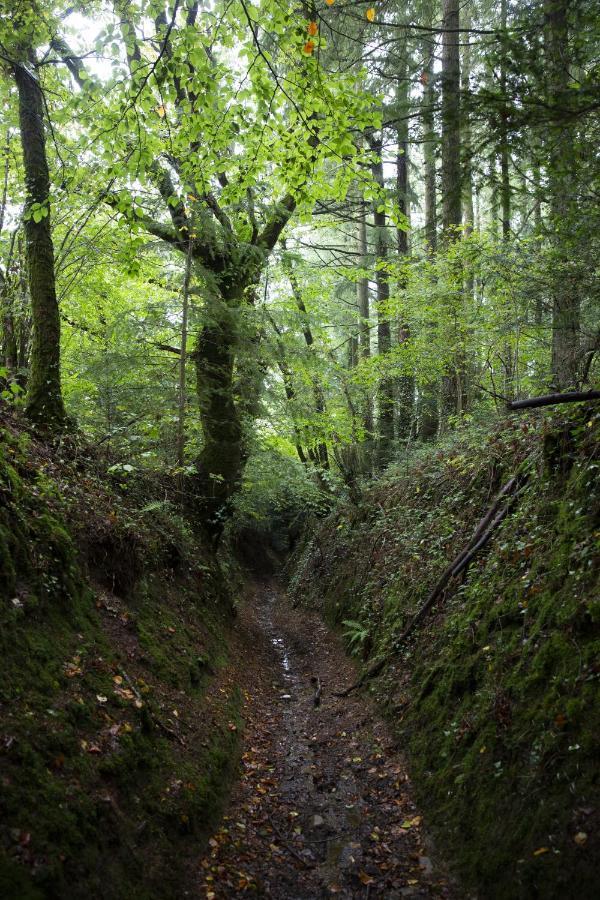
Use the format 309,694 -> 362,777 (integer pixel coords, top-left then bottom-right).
0,409 -> 241,899
289,406 -> 600,899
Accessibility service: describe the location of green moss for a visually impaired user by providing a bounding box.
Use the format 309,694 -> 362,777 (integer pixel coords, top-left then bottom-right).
0,423 -> 239,898
292,408 -> 600,898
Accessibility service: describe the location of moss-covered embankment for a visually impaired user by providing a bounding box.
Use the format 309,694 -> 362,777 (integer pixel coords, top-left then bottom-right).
0,413 -> 241,899
290,406 -> 600,899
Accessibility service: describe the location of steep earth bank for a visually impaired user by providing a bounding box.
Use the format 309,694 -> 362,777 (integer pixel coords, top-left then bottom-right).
289,406 -> 600,899
0,409 -> 240,898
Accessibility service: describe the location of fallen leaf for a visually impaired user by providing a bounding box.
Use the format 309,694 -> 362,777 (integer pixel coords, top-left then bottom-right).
533,847 -> 550,856
574,832 -> 588,846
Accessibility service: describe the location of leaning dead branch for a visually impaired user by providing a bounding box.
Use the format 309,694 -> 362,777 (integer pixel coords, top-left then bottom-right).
335,473 -> 526,697
507,390 -> 600,411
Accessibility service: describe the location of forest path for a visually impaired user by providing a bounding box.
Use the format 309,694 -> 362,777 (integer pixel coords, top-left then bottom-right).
195,582 -> 455,899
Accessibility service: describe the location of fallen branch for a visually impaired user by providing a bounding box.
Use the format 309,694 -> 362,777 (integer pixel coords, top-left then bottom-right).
334,474 -> 525,697
268,818 -> 314,869
508,390 -> 600,411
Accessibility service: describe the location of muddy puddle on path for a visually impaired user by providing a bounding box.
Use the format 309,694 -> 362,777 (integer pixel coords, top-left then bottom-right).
195,584 -> 455,899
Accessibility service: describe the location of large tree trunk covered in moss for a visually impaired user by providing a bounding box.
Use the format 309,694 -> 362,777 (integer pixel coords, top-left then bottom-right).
194,291 -> 244,538
14,59 -> 65,428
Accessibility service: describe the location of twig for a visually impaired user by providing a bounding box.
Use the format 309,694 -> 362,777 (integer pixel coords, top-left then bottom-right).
268,818 -> 314,869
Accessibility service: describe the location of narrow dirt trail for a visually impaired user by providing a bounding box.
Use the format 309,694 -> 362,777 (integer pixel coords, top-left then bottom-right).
196,583 -> 455,899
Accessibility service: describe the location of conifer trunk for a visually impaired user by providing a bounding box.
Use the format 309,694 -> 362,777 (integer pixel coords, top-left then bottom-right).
371,140 -> 394,468
441,0 -> 462,240
395,64 -> 414,444
419,22 -> 439,441
544,0 -> 580,389
440,0 -> 463,423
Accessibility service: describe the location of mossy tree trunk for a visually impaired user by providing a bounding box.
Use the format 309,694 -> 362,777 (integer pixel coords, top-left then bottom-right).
193,281 -> 246,538
14,57 -> 66,428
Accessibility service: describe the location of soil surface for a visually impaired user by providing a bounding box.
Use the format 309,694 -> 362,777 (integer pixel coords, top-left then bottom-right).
194,583 -> 456,899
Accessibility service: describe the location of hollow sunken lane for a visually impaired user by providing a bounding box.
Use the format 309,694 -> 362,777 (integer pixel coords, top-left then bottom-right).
196,583 -> 454,899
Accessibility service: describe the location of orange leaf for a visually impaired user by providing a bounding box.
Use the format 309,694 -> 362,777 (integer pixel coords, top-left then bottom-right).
325,0 -> 334,5
307,21 -> 318,36
366,7 -> 375,21
303,40 -> 315,55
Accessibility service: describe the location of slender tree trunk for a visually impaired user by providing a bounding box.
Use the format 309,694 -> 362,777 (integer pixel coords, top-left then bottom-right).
533,162 -> 544,328
544,0 -> 580,388
396,66 -> 414,444
441,0 -> 462,240
285,262 -> 329,470
371,138 -> 394,468
14,57 -> 65,427
357,200 -> 374,440
419,24 -> 439,440
500,0 -> 511,240
440,0 -> 463,422
462,12 -> 475,237
422,37 -> 438,253
498,0 -> 515,399
461,8 -> 476,406
176,237 -> 193,497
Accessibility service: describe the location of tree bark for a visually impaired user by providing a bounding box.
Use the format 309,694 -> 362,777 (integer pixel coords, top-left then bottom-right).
395,65 -> 414,444
508,390 -> 600,411
193,286 -> 244,538
357,200 -> 374,440
441,0 -> 462,240
419,22 -> 439,441
14,58 -> 66,427
176,237 -> 193,498
440,0 -> 463,424
421,15 -> 437,253
371,138 -> 394,468
461,11 -> 475,237
544,0 -> 581,389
